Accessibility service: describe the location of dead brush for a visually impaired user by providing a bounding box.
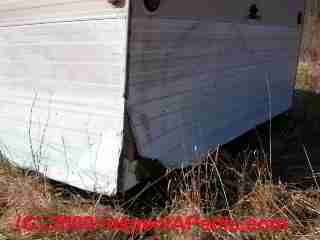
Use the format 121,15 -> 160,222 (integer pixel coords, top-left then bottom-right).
154,147 -> 259,240
0,157 -> 129,240
230,157 -> 320,240
0,160 -> 53,238
166,146 -> 266,211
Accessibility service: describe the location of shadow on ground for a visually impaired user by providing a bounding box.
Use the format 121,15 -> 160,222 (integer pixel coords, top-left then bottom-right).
224,89 -> 320,186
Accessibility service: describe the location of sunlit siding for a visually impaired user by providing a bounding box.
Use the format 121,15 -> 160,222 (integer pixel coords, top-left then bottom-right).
0,0 -> 126,26
0,1 -> 129,194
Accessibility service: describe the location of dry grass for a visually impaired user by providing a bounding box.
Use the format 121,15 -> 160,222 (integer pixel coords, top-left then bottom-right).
0,158 -> 131,240
2,146 -> 320,240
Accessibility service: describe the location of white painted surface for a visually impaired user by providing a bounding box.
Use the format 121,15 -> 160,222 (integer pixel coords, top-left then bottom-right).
127,0 -> 304,168
0,0 -> 126,27
0,2 -> 129,194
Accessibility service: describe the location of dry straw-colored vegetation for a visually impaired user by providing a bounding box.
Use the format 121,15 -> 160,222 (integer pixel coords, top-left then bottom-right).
1,1 -> 320,240
1,143 -> 320,240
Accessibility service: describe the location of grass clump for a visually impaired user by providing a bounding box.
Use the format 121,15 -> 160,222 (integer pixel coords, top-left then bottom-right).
2,144 -> 320,240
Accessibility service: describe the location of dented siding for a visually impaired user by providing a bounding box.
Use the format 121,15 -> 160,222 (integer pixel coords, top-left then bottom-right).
127,0 -> 304,167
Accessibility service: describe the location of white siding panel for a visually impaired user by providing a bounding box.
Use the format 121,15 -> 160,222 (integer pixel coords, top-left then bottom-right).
0,19 -> 124,43
0,14 -> 129,194
0,0 -> 127,26
127,16 -> 302,167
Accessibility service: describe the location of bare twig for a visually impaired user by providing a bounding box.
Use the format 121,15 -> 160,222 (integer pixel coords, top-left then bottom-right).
303,144 -> 320,189
209,145 -> 231,215
37,95 -> 53,172
28,92 -> 39,173
266,72 -> 273,180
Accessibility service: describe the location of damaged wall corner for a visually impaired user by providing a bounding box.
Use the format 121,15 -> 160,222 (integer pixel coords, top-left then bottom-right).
118,111 -> 166,192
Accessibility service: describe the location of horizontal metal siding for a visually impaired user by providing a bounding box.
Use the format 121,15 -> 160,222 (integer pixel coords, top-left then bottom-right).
131,0 -> 304,27
0,0 -> 126,26
127,1 -> 303,168
0,7 -> 129,193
